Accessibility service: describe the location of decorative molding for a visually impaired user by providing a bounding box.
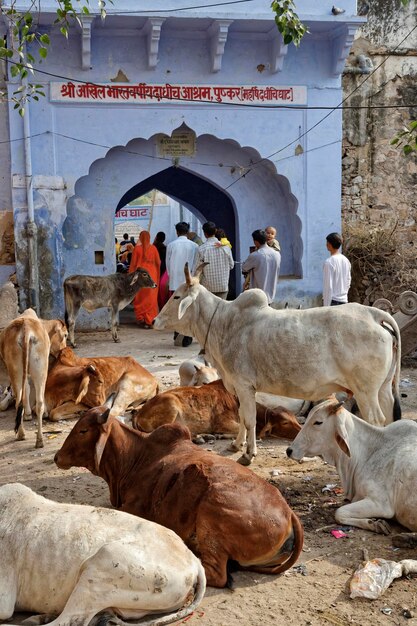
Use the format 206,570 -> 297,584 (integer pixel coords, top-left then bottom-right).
207,20 -> 233,73
331,24 -> 358,77
80,16 -> 94,71
144,18 -> 165,70
268,28 -> 288,74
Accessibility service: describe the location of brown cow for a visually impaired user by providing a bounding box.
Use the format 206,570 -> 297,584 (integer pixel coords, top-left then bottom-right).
0,309 -> 68,447
55,406 -> 304,588
45,347 -> 158,420
132,380 -> 301,440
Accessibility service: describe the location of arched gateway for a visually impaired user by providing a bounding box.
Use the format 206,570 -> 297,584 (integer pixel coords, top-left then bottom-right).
58,129 -> 301,326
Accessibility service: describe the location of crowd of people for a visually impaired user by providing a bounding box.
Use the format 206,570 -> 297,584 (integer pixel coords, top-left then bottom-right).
115,222 -> 351,345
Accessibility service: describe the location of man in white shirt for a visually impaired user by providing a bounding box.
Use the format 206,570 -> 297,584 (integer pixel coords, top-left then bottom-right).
195,221 -> 234,299
242,229 -> 281,304
322,232 -> 351,306
166,221 -> 198,346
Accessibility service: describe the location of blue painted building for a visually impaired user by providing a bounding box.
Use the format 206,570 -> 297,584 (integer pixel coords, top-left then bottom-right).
1,0 -> 364,326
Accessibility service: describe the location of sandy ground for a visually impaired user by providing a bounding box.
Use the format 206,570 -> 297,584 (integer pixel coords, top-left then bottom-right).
1,320 -> 417,626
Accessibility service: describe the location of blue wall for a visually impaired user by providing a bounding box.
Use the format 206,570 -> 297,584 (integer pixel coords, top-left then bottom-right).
5,1 -> 364,320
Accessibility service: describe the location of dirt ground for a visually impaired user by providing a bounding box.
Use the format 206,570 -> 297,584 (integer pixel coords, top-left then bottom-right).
1,321 -> 417,626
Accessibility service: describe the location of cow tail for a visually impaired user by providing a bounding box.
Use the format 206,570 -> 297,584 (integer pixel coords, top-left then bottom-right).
15,328 -> 31,433
381,315 -> 402,421
250,511 -> 304,576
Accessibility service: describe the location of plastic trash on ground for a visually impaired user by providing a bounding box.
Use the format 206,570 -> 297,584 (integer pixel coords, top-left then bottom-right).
350,558 -> 417,599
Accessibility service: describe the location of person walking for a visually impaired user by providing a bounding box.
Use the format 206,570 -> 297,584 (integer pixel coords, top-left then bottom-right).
242,229 -> 281,304
195,221 -> 234,299
166,222 -> 198,346
129,230 -> 160,328
322,232 -> 351,306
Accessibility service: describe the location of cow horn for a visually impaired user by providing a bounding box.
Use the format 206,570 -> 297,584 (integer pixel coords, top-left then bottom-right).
184,262 -> 193,286
194,262 -> 209,281
330,401 -> 344,414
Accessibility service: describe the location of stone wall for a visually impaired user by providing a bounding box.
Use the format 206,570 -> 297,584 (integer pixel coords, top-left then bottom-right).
342,1 -> 417,261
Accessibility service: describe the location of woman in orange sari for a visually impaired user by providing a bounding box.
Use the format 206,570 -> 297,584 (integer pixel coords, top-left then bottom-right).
129,230 -> 160,328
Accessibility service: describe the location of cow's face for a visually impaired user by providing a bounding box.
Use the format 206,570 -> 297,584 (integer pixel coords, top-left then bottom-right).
154,263 -> 205,331
131,268 -> 157,289
54,406 -> 111,474
257,408 -> 301,440
49,320 -> 68,356
286,397 -> 351,462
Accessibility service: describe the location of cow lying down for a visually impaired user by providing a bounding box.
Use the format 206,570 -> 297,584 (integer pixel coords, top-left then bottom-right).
131,379 -> 301,440
45,347 -> 158,420
55,406 -> 304,588
287,397 -> 417,535
0,483 -> 205,626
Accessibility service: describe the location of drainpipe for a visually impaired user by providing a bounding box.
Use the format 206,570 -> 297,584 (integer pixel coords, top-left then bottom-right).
22,76 -> 39,313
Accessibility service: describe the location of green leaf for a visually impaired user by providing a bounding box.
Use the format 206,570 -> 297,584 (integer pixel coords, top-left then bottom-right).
39,47 -> 48,59
10,65 -> 20,77
409,120 -> 417,130
390,137 -> 400,145
19,107 -> 25,117
40,34 -> 50,45
403,144 -> 413,155
60,26 -> 69,38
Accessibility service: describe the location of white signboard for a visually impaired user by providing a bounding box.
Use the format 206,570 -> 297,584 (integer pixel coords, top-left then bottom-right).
50,82 -> 307,106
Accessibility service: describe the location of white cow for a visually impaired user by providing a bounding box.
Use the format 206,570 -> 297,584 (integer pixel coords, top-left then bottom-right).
286,397 -> 417,534
179,353 -> 220,387
154,264 -> 401,465
0,483 -> 205,626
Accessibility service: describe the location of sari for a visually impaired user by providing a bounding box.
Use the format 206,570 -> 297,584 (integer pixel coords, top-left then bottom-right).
129,231 -> 160,326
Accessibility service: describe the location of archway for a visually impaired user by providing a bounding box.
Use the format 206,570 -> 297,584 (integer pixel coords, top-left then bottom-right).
116,167 -> 239,296
62,127 -> 301,327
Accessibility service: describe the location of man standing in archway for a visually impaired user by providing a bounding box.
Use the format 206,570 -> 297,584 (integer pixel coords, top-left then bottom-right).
242,229 -> 281,304
195,221 -> 234,300
166,221 -> 198,347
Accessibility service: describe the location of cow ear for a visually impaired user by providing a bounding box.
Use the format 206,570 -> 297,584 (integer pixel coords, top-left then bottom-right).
97,407 -> 111,425
131,272 -> 139,284
334,415 -> 350,457
178,295 -> 194,320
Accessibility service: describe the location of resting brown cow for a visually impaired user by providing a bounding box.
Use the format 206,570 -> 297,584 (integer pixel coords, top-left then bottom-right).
132,380 -> 301,440
45,347 -> 158,421
55,406 -> 304,588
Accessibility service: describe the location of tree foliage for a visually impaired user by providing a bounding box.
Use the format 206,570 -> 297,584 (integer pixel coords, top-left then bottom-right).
270,0 -> 307,47
0,0 -> 108,113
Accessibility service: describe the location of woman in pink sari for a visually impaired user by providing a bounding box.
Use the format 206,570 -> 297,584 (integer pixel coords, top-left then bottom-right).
129,231 -> 160,328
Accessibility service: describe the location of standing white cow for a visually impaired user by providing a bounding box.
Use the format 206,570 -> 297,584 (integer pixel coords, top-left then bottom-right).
286,397 -> 417,534
154,264 -> 401,465
0,483 -> 205,626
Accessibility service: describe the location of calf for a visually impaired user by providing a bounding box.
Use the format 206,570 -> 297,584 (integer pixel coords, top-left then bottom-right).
0,483 -> 205,626
64,268 -> 156,346
179,353 -> 219,386
46,347 -> 158,421
132,379 -> 301,440
55,406 -> 304,588
287,397 -> 417,535
0,309 -> 67,447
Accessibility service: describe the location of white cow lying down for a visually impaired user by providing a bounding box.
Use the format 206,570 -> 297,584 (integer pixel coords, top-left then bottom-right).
286,397 -> 417,535
0,483 -> 205,626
